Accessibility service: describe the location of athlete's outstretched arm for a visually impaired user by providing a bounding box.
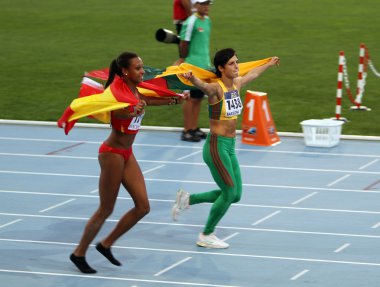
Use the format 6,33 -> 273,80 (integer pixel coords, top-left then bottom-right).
181,72 -> 218,97
240,56 -> 280,88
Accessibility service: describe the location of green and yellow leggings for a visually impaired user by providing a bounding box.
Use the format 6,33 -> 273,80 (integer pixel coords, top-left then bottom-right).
189,133 -> 242,235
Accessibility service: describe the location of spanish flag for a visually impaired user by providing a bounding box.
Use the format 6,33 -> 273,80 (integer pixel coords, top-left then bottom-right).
57,76 -> 180,135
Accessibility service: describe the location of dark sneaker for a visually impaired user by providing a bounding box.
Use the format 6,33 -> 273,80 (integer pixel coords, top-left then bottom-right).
181,130 -> 201,142
194,127 -> 207,139
70,253 -> 97,274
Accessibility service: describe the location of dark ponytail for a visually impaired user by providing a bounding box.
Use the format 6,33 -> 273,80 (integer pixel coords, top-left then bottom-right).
104,51 -> 139,88
105,59 -> 119,88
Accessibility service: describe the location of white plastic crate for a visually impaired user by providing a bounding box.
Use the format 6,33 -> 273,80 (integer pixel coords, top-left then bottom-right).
300,119 -> 344,147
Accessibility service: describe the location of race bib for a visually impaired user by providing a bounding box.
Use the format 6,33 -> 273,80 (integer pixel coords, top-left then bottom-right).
224,90 -> 243,117
128,112 -> 145,130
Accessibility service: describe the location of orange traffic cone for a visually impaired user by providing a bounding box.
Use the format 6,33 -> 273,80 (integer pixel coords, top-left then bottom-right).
241,90 -> 281,146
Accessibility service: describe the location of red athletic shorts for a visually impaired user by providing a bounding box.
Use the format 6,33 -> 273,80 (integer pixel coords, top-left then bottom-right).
98,143 -> 133,162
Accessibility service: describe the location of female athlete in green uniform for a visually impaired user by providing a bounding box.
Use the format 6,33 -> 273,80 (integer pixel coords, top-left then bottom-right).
172,48 -> 280,248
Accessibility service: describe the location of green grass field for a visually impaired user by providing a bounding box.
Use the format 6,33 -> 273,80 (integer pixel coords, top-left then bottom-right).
1,0 -> 379,135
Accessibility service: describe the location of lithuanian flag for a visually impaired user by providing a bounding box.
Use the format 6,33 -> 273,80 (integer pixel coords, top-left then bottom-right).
143,58 -> 272,90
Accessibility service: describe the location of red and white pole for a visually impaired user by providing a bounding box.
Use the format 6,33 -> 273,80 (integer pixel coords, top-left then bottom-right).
351,43 -> 370,110
334,51 -> 346,121
355,43 -> 366,108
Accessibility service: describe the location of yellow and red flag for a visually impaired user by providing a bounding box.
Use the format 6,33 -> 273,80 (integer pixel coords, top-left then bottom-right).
57,76 -> 180,134
57,58 -> 271,134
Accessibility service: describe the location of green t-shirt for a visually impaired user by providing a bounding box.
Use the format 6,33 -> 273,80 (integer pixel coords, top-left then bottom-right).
180,13 -> 211,69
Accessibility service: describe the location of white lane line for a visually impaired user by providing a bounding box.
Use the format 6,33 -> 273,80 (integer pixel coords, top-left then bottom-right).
0,219 -> 23,229
39,199 -> 76,213
143,164 -> 166,175
371,222 -> 380,229
2,160 -> 380,175
252,211 -> 281,226
2,238 -> 380,267
0,170 -> 98,177
0,268 -> 237,287
327,174 -> 351,187
1,173 -> 380,195
334,243 -> 351,253
176,150 -> 202,161
2,139 -> 380,158
359,159 -> 379,170
291,192 -> 318,205
222,232 -> 239,242
2,212 -> 380,239
89,189 -> 98,194
154,257 -> 192,276
290,269 -> 309,281
2,190 -> 380,215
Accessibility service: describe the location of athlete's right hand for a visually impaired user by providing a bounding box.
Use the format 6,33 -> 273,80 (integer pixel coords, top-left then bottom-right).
134,101 -> 146,115
180,71 -> 193,80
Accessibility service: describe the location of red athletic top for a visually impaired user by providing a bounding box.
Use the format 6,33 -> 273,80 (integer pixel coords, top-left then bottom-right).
173,0 -> 188,22
110,77 -> 144,135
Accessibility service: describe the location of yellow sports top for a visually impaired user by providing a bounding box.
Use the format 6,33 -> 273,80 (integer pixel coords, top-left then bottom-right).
208,80 -> 243,120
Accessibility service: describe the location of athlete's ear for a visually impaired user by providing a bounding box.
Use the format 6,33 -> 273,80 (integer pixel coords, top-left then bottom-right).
218,65 -> 224,74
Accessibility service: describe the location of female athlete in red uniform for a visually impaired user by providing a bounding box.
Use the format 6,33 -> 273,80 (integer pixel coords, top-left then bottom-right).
70,51 -> 186,274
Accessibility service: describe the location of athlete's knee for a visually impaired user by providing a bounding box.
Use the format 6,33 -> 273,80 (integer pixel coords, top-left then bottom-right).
136,202 -> 150,218
222,186 -> 238,204
232,192 -> 242,203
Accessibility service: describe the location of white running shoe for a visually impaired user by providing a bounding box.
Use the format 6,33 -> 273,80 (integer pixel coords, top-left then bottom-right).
196,233 -> 229,249
171,189 -> 190,221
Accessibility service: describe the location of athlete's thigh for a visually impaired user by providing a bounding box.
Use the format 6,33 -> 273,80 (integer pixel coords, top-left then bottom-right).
121,153 -> 148,206
230,154 -> 242,198
204,142 -> 235,188
98,152 -> 125,206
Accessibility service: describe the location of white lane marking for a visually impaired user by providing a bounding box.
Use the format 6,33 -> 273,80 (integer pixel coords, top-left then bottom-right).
222,232 -> 240,242
1,171 -> 380,196
2,137 -> 380,158
2,156 -> 380,175
359,159 -> 379,170
2,212 -> 380,239
371,222 -> 380,229
0,268 -> 237,287
142,164 -> 166,175
1,190 -> 380,215
0,170 -> 98,177
327,174 -> 351,187
252,211 -> 281,226
89,189 -> 98,194
2,238 -> 380,267
176,150 -> 202,161
291,192 -> 318,205
334,243 -> 351,253
0,219 -> 23,229
290,269 -> 310,281
154,257 -> 192,276
39,199 -> 76,213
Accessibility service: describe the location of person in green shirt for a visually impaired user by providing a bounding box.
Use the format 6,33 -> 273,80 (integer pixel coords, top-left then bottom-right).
174,0 -> 212,142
